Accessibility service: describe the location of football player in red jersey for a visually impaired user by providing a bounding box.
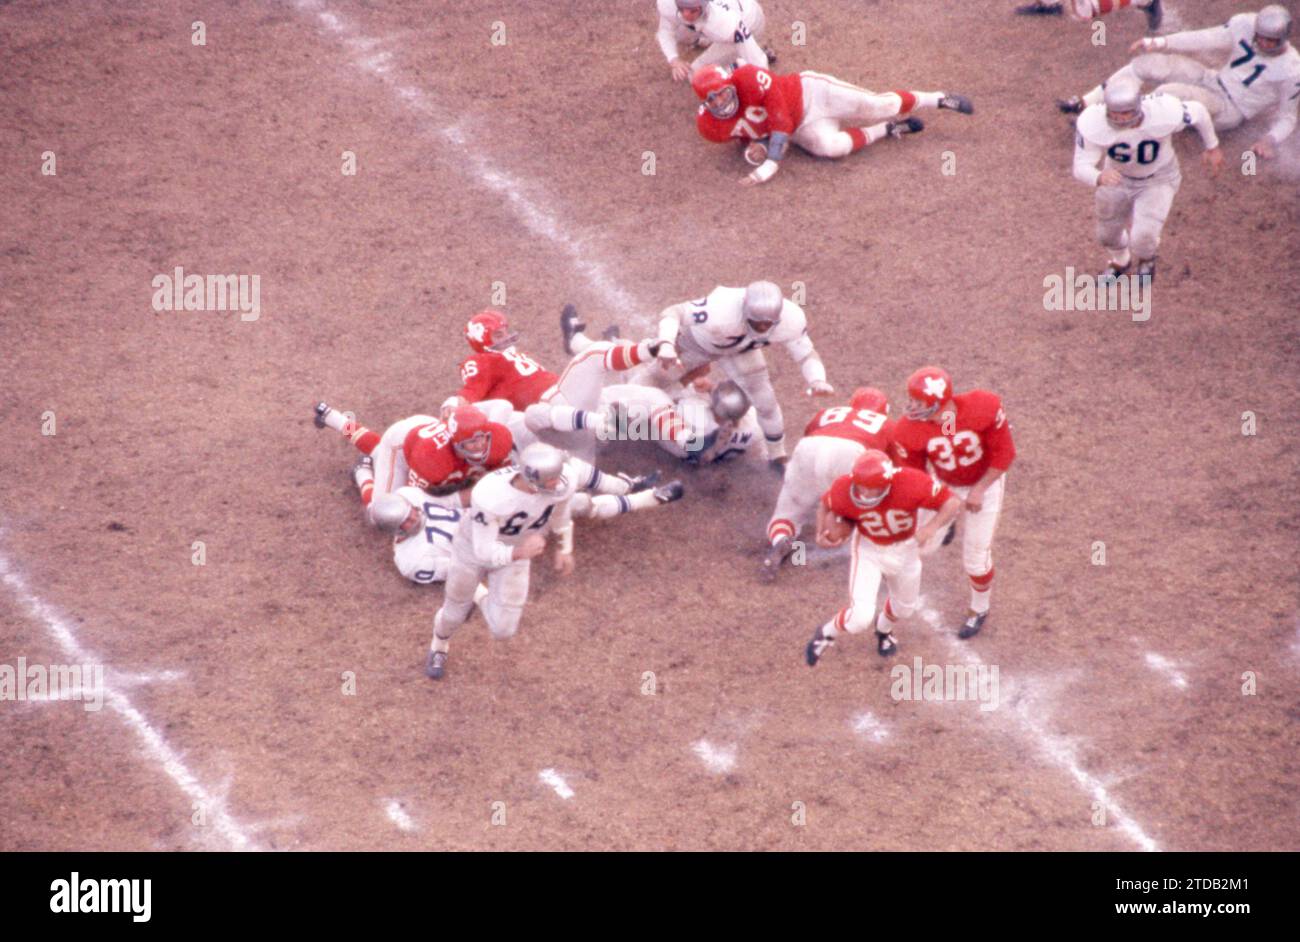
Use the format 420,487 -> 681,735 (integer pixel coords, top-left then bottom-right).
760,386 -> 894,582
892,366 -> 1017,640
313,402 -> 514,515
445,310 -> 558,413
805,450 -> 963,665
693,63 -> 974,186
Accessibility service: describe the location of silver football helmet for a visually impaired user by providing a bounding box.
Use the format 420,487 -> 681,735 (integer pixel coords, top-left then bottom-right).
371,493 -> 415,535
676,0 -> 708,20
1104,77 -> 1144,129
519,442 -> 567,495
1256,5 -> 1293,55
742,281 -> 784,332
710,380 -> 751,423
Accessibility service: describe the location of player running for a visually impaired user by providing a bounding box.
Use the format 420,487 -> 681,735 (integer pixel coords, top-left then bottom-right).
805,450 -> 963,665
892,367 -> 1017,640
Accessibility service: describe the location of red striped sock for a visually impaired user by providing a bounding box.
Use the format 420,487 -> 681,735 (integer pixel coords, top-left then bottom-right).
894,90 -> 917,114
767,519 -> 796,543
348,426 -> 380,454
847,127 -> 869,152
359,481 -> 374,505
969,569 -> 994,591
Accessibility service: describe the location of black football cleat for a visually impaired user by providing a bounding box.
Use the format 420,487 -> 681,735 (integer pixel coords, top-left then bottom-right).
560,303 -> 585,356
654,481 -> 685,504
887,116 -> 925,138
759,537 -> 794,584
806,626 -> 834,667
938,94 -> 974,115
958,611 -> 988,640
876,631 -> 898,657
1014,1 -> 1064,15
425,650 -> 447,680
1056,96 -> 1085,116
1145,0 -> 1163,34
1136,257 -> 1157,286
313,401 -> 330,429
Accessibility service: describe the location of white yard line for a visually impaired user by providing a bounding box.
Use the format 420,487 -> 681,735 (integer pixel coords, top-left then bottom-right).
919,601 -> 1160,852
1142,651 -> 1189,690
295,0 -> 650,327
0,549 -> 258,850
383,798 -> 417,831
538,768 -> 575,800
691,739 -> 738,774
293,0 -> 1160,851
851,711 -> 890,744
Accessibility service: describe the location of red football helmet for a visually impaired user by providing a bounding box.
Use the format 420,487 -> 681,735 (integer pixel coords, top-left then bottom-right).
464,309 -> 519,354
692,65 -> 739,119
850,386 -> 890,415
849,449 -> 899,509
905,366 -> 953,420
447,406 -> 493,464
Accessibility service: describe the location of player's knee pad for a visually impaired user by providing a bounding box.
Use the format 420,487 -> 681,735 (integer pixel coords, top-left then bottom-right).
486,604 -> 524,640
1129,227 -> 1161,260
523,403 -> 548,433
1130,53 -> 1176,85
843,603 -> 877,634
887,597 -> 917,620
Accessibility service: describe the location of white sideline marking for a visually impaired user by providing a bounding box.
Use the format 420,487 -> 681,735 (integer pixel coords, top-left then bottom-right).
538,768 -> 575,800
295,2 -> 1158,852
918,603 -> 1159,852
0,550 -> 258,850
851,711 -> 889,744
384,799 -> 416,831
294,0 -> 649,327
692,739 -> 737,774
1143,651 -> 1189,690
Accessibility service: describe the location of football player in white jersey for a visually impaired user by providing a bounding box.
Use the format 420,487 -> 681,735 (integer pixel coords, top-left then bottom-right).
652,281 -> 833,468
1060,6 -> 1300,160
656,0 -> 768,82
1073,79 -> 1223,281
425,444 -> 683,680
368,487 -> 466,584
593,379 -> 759,464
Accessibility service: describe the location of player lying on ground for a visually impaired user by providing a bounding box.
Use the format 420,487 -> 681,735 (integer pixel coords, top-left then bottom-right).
656,0 -> 769,82
692,63 -> 973,186
1072,79 -> 1222,283
560,313 -> 760,464
652,281 -> 832,469
315,403 -> 513,508
1058,5 -> 1299,161
425,443 -> 683,680
1015,0 -> 1162,33
805,450 -> 963,666
354,453 -> 683,586
521,305 -> 668,462
760,387 -> 894,582
893,366 -> 1017,640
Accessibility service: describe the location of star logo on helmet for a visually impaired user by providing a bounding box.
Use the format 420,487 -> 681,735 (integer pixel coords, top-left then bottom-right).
922,376 -> 948,399
446,414 -> 458,434
467,322 -> 486,342
881,460 -> 899,480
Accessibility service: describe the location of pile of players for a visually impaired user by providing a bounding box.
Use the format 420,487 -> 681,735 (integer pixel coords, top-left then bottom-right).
315,280 -> 1016,679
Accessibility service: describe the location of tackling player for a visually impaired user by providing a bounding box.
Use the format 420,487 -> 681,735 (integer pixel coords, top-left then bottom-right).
656,0 -> 768,81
